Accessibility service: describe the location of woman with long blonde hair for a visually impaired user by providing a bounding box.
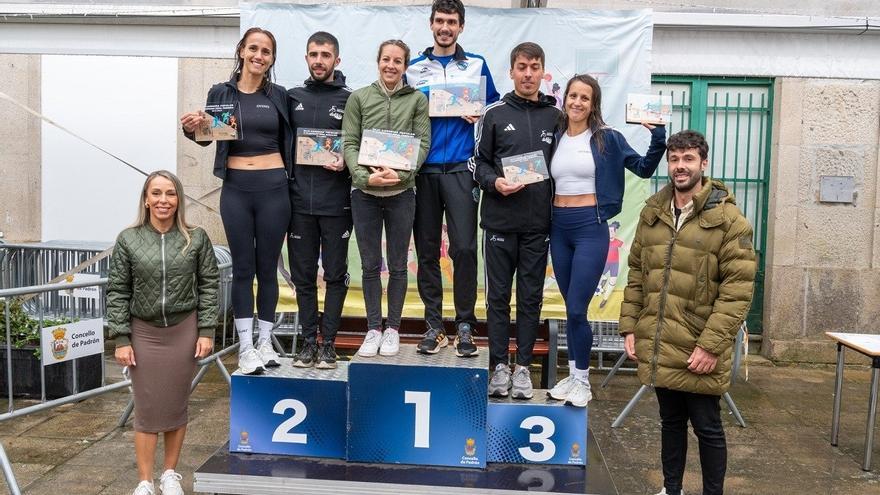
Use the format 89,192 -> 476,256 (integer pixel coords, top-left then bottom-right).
108,170 -> 219,495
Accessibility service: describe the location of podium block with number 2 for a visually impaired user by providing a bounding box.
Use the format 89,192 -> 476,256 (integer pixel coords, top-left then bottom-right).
347,345 -> 489,468
228,362 -> 348,459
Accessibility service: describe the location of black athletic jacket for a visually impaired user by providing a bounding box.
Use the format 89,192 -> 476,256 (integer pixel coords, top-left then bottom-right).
288,71 -> 353,217
472,91 -> 561,233
184,76 -> 293,180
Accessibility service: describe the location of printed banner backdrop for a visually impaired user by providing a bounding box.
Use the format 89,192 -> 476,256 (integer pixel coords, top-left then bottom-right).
241,3 -> 654,321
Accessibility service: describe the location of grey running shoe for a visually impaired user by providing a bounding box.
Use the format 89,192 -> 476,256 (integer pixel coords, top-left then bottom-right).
256,339 -> 281,367
454,323 -> 479,357
292,341 -> 318,368
158,469 -> 184,495
316,341 -> 337,369
511,366 -> 534,400
417,327 -> 448,354
238,347 -> 265,375
488,363 -> 512,397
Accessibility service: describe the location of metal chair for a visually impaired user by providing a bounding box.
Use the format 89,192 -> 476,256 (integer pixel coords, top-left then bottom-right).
610,322 -> 748,428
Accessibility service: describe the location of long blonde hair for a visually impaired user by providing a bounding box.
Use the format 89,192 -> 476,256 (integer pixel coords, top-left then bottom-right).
134,170 -> 194,252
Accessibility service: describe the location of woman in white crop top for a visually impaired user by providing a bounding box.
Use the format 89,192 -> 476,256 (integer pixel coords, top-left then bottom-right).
547,74 -> 664,408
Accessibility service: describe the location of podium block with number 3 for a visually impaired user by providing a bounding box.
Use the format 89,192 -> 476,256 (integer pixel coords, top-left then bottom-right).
347,345 -> 489,468
229,361 -> 348,459
487,395 -> 588,466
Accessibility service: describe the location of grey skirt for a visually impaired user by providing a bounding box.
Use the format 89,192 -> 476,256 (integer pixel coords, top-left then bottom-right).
130,312 -> 198,433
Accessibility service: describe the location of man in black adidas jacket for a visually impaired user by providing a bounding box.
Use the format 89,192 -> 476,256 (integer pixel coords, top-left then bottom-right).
288,31 -> 353,370
473,42 -> 561,399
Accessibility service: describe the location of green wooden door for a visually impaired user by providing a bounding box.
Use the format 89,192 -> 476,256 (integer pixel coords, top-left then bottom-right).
650,76 -> 773,334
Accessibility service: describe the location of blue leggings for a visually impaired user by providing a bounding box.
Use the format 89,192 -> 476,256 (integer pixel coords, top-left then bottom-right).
550,206 -> 609,370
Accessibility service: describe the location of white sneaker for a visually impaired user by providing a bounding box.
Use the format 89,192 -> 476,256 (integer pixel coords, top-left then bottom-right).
379,328 -> 400,356
132,480 -> 155,495
158,469 -> 184,495
238,347 -> 265,375
358,329 -> 383,357
548,375 -> 576,401
564,376 -> 592,407
256,339 -> 281,367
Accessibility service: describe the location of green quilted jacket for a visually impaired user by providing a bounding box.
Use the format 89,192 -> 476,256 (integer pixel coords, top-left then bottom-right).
619,178 -> 756,395
341,81 -> 430,192
107,223 -> 219,347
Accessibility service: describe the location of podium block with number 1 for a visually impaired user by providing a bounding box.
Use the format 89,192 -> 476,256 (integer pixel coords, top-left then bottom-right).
347,345 -> 489,468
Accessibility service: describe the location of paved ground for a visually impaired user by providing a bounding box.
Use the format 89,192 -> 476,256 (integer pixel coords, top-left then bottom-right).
0,350 -> 878,494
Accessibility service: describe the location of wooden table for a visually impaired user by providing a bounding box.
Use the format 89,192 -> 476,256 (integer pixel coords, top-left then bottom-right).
826,332 -> 880,471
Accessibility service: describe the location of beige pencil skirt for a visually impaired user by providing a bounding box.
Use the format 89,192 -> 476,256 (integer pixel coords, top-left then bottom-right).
130,312 -> 198,433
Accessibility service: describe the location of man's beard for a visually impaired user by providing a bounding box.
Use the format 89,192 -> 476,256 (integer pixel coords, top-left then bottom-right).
309,65 -> 333,82
434,32 -> 457,49
672,171 -> 702,192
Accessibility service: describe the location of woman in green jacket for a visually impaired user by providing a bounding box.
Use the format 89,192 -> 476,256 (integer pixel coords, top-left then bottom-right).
341,39 -> 430,358
108,170 -> 219,495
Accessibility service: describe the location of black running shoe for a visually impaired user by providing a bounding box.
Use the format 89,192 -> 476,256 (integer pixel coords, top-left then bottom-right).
417,327 -> 448,354
292,341 -> 318,368
454,323 -> 479,357
316,341 -> 338,369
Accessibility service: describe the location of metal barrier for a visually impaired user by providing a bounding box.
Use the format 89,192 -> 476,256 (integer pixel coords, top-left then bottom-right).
0,252 -> 235,494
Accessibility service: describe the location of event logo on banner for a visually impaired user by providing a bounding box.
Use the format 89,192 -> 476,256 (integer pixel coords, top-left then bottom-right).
41,318 -> 103,366
242,3 -> 654,321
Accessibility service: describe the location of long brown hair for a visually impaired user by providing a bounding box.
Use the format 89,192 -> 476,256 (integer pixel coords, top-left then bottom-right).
133,170 -> 194,252
562,74 -> 607,153
231,27 -> 277,90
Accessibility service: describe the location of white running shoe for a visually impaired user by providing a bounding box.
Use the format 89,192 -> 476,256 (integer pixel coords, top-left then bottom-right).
548,375 -> 576,401
379,328 -> 400,356
564,376 -> 592,407
357,329 -> 383,357
132,480 -> 155,495
158,469 -> 184,495
256,339 -> 281,367
238,347 -> 265,375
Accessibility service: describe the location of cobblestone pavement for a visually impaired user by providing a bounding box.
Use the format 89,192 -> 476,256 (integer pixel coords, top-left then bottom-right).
0,352 -> 878,494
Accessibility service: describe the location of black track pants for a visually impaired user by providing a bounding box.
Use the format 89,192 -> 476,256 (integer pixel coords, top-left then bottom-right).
288,212 -> 352,343
414,171 -> 479,330
483,230 -> 549,368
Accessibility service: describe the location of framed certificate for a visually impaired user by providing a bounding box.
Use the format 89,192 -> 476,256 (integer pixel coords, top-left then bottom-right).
625,94 -> 672,126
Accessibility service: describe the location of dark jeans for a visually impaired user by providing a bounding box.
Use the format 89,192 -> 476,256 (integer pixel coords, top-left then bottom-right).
550,206 -> 609,370
655,387 -> 727,495
287,212 -> 352,343
414,171 -> 479,330
351,188 -> 415,330
220,169 -> 291,321
483,230 -> 549,368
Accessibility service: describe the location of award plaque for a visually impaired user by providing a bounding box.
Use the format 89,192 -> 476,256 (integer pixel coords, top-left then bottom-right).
429,76 -> 487,117
501,151 -> 549,186
296,128 -> 343,166
357,129 -> 420,171
194,102 -> 241,141
625,93 -> 672,125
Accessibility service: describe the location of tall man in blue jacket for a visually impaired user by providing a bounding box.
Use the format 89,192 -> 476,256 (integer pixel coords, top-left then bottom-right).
406,0 -> 499,357
473,42 -> 561,399
288,32 -> 353,370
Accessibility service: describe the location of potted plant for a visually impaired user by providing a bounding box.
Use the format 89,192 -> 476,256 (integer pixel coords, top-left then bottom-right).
0,298 -> 102,399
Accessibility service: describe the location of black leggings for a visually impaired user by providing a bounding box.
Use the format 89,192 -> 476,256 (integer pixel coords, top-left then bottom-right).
220,168 -> 291,322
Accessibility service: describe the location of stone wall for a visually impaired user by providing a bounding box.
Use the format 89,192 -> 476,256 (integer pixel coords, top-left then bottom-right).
176,58 -> 231,245
0,54 -> 41,242
763,77 -> 880,363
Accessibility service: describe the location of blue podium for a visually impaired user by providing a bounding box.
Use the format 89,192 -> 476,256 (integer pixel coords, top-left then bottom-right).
229,360 -> 348,459
347,344 -> 489,468
488,394 -> 588,466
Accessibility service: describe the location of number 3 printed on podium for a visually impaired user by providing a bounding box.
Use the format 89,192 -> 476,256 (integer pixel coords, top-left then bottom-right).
518,416 -> 556,462
272,398 -> 308,444
405,391 -> 431,448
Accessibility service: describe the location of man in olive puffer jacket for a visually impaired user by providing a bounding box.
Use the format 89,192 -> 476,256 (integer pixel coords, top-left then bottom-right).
619,130 -> 755,495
